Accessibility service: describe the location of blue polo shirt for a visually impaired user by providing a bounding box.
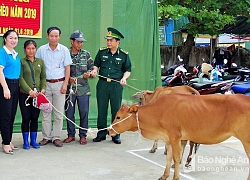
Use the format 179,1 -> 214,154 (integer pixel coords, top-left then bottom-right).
0,46 -> 21,79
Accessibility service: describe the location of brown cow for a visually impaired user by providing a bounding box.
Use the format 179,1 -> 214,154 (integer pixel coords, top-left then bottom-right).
132,85 -> 200,166
132,85 -> 200,106
108,94 -> 250,180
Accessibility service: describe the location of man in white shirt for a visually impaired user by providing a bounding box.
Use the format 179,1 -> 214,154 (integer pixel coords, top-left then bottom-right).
36,26 -> 72,147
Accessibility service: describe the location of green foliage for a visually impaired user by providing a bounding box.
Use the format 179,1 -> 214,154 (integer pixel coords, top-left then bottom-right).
158,0 -> 250,36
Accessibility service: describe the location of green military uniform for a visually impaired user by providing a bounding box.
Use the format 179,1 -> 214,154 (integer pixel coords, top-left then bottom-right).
94,27 -> 132,140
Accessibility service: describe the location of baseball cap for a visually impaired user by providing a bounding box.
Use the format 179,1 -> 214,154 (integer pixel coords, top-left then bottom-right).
70,30 -> 86,42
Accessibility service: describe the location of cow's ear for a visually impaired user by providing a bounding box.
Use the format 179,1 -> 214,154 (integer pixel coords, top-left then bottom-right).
121,104 -> 129,110
129,104 -> 139,113
146,90 -> 154,94
131,92 -> 143,99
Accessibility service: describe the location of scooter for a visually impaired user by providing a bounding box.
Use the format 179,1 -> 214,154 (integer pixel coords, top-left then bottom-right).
162,55 -> 185,76
229,82 -> 250,95
162,68 -> 188,87
162,55 -> 188,86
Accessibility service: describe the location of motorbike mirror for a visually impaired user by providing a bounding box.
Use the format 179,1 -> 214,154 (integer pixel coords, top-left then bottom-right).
232,63 -> 237,67
177,55 -> 183,62
223,59 -> 228,64
213,58 -> 216,64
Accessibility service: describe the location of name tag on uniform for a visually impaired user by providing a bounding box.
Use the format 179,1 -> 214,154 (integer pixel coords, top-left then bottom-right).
116,58 -> 122,61
102,56 -> 108,58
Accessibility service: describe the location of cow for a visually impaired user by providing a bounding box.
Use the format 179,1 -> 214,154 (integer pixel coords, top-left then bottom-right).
108,94 -> 250,180
132,85 -> 200,166
132,85 -> 200,107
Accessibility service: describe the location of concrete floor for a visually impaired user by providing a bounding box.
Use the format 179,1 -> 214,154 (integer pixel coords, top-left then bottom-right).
0,130 -> 248,180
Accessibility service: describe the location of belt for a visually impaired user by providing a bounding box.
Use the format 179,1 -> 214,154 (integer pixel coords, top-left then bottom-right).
46,77 -> 65,83
99,77 -> 121,82
5,78 -> 19,84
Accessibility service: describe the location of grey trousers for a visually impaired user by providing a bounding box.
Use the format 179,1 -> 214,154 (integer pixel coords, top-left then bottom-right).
41,81 -> 65,141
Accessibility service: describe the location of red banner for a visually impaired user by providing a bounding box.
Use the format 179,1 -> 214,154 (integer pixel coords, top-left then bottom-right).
0,0 -> 42,38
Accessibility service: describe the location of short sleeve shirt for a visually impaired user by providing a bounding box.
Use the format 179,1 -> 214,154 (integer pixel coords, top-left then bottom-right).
0,46 -> 21,79
94,47 -> 131,79
69,49 -> 94,96
35,43 -> 72,79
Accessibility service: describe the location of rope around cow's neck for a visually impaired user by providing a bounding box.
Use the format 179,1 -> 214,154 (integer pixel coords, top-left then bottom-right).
108,112 -> 142,144
108,114 -> 133,134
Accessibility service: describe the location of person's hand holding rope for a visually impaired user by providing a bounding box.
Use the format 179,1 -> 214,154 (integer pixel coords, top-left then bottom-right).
40,89 -> 46,94
69,77 -> 76,84
90,67 -> 98,78
29,90 -> 37,98
120,78 -> 127,86
83,72 -> 91,79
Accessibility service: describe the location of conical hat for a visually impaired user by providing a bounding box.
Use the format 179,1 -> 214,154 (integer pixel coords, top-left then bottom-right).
201,63 -> 213,76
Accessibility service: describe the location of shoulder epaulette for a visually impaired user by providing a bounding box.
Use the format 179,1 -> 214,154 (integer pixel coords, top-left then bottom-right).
120,48 -> 129,54
99,47 -> 108,51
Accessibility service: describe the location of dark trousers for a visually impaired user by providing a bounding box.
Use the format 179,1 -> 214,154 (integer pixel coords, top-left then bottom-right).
19,93 -> 40,132
65,94 -> 89,138
0,79 -> 19,145
96,80 -> 123,137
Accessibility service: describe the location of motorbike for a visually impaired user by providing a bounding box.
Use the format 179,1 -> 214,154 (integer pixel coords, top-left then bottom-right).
162,55 -> 185,76
227,82 -> 250,95
162,68 -> 188,87
162,55 -> 189,86
224,67 -> 250,95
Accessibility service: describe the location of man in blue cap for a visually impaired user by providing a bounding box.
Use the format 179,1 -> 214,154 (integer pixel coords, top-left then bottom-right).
91,27 -> 132,144
63,30 -> 94,145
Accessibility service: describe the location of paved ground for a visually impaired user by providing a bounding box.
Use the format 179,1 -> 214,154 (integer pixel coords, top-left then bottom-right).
0,130 -> 248,180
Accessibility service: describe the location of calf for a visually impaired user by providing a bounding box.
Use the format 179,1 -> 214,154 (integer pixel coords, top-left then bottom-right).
109,94 -> 250,180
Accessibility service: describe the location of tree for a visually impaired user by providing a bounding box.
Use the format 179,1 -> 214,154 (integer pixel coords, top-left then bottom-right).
158,0 -> 250,65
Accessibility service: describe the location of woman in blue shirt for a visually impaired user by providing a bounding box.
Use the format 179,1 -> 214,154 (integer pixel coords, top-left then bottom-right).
0,30 -> 21,155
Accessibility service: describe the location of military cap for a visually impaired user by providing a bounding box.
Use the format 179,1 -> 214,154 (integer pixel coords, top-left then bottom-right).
70,30 -> 86,42
105,27 -> 124,40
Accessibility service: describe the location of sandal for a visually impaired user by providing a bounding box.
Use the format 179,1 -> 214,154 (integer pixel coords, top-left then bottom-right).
2,145 -> 14,155
10,142 -> 19,150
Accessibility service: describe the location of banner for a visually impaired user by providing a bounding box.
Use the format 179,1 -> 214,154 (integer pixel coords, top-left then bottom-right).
0,0 -> 43,38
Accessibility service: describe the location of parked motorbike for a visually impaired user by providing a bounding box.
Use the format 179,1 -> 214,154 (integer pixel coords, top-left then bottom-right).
162,55 -> 188,86
162,55 -> 185,76
224,68 -> 250,95
228,82 -> 250,95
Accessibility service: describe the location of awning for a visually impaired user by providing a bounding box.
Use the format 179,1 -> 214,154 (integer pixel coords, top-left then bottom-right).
221,16 -> 250,35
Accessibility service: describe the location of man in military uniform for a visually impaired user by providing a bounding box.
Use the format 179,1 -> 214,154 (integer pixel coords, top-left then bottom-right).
91,27 -> 131,144
64,30 -> 93,145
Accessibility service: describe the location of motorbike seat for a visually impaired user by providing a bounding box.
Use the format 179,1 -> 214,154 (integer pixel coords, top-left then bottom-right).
191,81 -> 220,90
231,81 -> 250,85
231,83 -> 250,94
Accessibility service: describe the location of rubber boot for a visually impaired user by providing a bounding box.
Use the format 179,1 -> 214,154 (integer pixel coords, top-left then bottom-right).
22,132 -> 30,149
30,132 -> 40,149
